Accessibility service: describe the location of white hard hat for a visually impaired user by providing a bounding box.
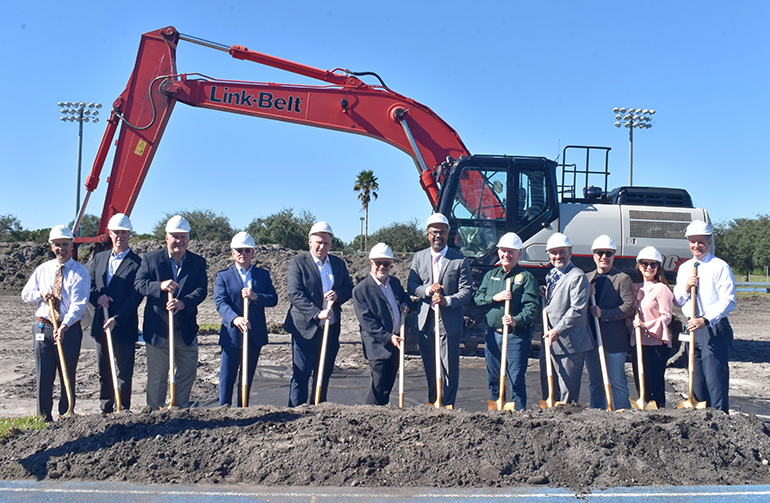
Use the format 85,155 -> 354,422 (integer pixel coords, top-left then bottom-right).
48,225 -> 74,242
496,232 -> 523,250
685,220 -> 712,237
107,213 -> 133,232
369,243 -> 394,260
230,231 -> 256,249
165,215 -> 191,234
591,235 -> 617,252
426,213 -> 450,230
309,221 -> 334,238
546,233 -> 572,251
637,246 -> 663,263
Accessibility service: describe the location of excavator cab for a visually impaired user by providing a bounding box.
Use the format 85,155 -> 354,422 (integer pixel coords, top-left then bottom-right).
438,155 -> 559,267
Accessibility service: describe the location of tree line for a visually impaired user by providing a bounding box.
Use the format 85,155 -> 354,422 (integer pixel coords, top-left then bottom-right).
0,209 -> 427,253
713,214 -> 770,278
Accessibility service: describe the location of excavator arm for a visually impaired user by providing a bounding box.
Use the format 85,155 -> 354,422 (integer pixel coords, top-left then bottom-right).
79,26 -> 481,242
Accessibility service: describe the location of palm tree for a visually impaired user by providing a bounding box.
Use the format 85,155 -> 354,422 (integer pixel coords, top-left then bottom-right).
353,170 -> 379,251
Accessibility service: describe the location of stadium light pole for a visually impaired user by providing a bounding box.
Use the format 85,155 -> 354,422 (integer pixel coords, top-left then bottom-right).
613,107 -> 654,186
58,101 -> 101,236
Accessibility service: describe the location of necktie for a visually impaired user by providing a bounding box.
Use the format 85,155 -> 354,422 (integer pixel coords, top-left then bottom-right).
546,269 -> 560,303
692,261 -> 701,317
432,254 -> 441,284
51,264 -> 63,320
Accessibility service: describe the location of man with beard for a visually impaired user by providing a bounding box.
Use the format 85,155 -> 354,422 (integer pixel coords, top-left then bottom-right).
407,213 -> 473,408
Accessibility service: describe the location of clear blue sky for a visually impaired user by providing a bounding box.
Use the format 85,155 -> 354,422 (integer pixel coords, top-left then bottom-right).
2,1 -> 768,243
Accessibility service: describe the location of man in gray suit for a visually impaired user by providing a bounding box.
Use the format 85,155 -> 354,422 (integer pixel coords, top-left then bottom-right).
407,213 -> 473,408
540,232 -> 594,403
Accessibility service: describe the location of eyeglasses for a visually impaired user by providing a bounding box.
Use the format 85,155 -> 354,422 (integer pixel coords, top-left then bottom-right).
428,230 -> 448,237
639,261 -> 659,269
235,248 -> 254,255
374,261 -> 392,268
595,250 -> 614,258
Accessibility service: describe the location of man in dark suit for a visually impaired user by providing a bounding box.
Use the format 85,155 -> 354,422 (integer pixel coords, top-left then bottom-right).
284,221 -> 353,406
135,215 -> 207,410
352,243 -> 411,405
541,232 -> 593,404
215,231 -> 277,406
407,213 -> 473,408
89,213 -> 143,413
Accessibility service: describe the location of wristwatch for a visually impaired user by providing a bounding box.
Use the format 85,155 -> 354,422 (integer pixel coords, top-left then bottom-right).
701,317 -> 710,327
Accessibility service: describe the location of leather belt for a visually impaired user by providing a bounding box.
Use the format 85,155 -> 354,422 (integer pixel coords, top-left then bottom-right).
37,317 -> 55,325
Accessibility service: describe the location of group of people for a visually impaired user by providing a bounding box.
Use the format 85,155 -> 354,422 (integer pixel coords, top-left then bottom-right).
21,210 -> 735,421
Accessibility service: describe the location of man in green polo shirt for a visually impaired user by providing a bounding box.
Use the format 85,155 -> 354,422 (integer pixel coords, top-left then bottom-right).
474,232 -> 539,410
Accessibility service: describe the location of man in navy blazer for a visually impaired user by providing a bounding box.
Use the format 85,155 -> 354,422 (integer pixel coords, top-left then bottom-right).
135,215 -> 207,410
284,221 -> 353,406
353,243 -> 411,405
89,213 -> 143,413
407,213 -> 473,408
215,231 -> 277,406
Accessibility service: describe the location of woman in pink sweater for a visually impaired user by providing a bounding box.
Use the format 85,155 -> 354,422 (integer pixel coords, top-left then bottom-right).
633,246 -> 674,407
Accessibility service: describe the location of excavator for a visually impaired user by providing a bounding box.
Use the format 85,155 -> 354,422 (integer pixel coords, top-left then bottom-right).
74,26 -> 709,301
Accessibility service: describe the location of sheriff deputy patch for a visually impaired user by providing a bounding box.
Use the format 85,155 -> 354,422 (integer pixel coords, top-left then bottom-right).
514,274 -> 523,285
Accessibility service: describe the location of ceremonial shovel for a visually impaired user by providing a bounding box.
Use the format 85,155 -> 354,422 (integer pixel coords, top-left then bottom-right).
314,300 -> 334,405
589,294 -> 614,411
167,292 -> 176,408
102,306 -> 122,412
47,299 -> 75,417
539,297 -> 564,409
398,307 -> 406,408
489,278 -> 516,411
427,305 -> 445,409
677,265 -> 707,409
241,296 -> 249,408
631,309 -> 657,410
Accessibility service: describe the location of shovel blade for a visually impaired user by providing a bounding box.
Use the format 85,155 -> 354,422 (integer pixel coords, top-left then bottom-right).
644,400 -> 658,410
488,399 -> 502,411
503,402 -> 517,411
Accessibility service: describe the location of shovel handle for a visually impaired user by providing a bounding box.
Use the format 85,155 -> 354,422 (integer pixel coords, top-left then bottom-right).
590,294 -> 614,411
48,299 -> 75,417
434,304 -> 442,408
242,298 -> 250,408
399,307 -> 406,408
497,279 -> 512,406
314,300 -> 333,405
167,292 -> 176,408
103,306 -> 122,412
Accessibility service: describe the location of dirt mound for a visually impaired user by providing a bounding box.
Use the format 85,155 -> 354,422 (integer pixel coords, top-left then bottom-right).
1,404 -> 769,489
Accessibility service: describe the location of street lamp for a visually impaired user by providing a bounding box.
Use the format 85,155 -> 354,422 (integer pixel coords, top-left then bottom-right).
58,101 -> 102,236
613,107 -> 654,186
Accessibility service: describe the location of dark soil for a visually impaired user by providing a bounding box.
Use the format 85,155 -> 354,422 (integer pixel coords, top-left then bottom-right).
2,404 -> 769,489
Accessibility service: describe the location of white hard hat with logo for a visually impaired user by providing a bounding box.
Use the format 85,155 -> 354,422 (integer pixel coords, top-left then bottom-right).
309,221 -> 334,238
425,213 -> 450,230
546,233 -> 572,251
165,215 -> 191,234
230,231 -> 256,249
369,243 -> 394,260
48,225 -> 74,242
496,232 -> 523,250
107,213 -> 133,232
684,220 -> 712,237
591,235 -> 617,252
637,246 -> 663,263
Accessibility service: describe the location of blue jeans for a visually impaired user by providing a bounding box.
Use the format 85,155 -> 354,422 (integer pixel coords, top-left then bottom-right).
585,348 -> 630,409
485,327 -> 531,410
